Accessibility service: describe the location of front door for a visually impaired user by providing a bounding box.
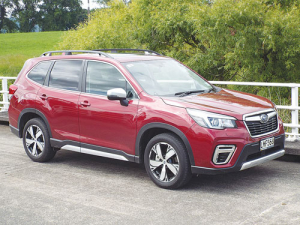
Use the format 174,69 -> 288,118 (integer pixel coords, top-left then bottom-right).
78,61 -> 139,155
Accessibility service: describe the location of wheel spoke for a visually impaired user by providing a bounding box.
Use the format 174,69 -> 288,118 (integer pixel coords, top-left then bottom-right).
31,142 -> 37,156
155,144 -> 163,160
35,129 -> 43,139
150,160 -> 163,170
27,126 -> 35,139
26,139 -> 35,146
159,165 -> 167,181
36,141 -> 44,152
165,148 -> 176,160
167,163 -> 179,176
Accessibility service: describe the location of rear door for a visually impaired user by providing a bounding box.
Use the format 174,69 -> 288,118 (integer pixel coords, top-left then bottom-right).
36,60 -> 83,142
78,60 -> 139,155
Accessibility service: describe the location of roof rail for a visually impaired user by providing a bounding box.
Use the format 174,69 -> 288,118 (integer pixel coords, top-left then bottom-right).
41,50 -> 113,58
93,48 -> 162,56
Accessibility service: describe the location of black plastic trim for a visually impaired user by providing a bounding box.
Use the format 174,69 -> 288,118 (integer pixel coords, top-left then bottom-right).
9,125 -> 19,137
191,134 -> 285,175
18,108 -> 53,138
50,138 -> 136,162
50,138 -> 80,148
135,122 -> 195,165
44,61 -> 55,87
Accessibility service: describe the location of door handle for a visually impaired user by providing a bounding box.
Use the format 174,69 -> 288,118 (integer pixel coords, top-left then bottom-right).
80,101 -> 91,107
40,94 -> 48,100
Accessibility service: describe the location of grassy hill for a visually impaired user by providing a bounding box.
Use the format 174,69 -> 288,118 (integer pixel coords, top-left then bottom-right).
0,31 -> 64,77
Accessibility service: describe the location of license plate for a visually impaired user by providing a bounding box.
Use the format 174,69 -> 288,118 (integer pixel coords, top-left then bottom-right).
260,137 -> 275,151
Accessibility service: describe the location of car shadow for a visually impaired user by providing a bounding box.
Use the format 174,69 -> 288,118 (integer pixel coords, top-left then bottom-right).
0,121 -> 9,126
47,149 -> 295,192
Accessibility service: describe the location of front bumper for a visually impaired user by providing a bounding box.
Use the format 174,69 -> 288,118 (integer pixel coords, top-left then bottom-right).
191,134 -> 285,175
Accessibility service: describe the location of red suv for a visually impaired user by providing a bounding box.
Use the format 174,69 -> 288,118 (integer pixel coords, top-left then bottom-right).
8,49 -> 285,189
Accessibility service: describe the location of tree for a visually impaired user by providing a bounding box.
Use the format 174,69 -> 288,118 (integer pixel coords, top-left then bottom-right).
0,0 -> 19,33
39,0 -> 87,31
14,0 -> 40,32
93,0 -> 130,6
58,0 -> 300,86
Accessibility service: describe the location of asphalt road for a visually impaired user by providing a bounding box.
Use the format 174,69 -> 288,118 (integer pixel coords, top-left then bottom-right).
0,122 -> 300,225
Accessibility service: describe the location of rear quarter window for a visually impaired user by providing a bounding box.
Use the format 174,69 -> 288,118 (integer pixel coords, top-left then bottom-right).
27,61 -> 52,85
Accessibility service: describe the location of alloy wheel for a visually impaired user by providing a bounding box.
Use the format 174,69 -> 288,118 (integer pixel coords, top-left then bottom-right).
25,125 -> 45,157
149,142 -> 180,182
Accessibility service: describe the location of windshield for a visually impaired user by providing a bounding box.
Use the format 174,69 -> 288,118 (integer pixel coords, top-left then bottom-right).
122,59 -> 213,96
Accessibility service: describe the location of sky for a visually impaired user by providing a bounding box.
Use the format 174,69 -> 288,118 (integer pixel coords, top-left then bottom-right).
81,0 -> 101,9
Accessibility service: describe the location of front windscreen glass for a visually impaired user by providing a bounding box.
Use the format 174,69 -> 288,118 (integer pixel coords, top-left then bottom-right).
122,59 -> 212,96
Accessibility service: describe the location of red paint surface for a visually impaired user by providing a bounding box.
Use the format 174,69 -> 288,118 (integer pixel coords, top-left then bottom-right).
8,54 -> 285,169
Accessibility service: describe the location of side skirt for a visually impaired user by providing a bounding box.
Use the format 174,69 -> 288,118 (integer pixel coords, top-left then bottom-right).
50,138 -> 137,162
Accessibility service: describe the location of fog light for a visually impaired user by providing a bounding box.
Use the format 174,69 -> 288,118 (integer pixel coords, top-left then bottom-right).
213,145 -> 236,165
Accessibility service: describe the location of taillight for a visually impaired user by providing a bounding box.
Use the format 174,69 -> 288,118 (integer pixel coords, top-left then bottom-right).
9,84 -> 18,100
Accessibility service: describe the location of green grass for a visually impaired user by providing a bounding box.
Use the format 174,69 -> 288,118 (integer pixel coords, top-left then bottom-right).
0,31 -> 64,77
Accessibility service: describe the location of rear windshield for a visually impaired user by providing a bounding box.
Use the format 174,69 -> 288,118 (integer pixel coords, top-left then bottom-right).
122,59 -> 212,96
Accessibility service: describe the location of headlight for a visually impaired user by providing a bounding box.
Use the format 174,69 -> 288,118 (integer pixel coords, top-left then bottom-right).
271,101 -> 278,112
187,108 -> 237,129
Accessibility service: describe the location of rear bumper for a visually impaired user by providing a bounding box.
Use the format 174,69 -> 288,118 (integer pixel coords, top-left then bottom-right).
191,134 -> 285,175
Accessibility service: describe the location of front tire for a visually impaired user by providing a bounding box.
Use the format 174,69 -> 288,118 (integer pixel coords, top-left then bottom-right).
144,133 -> 192,189
22,118 -> 56,162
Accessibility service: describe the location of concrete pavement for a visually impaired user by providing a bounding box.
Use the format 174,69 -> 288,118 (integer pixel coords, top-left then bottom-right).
0,122 -> 300,225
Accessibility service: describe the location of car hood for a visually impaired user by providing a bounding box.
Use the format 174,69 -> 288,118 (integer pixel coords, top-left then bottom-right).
161,89 -> 275,120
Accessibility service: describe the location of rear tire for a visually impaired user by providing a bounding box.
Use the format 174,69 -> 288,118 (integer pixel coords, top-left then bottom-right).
144,133 -> 192,189
22,118 -> 56,162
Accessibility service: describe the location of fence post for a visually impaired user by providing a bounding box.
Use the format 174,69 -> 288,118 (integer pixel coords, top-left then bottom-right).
2,78 -> 8,111
291,86 -> 299,140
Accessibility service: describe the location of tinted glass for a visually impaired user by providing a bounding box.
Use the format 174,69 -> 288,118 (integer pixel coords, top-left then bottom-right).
86,61 -> 135,97
49,60 -> 82,91
123,59 -> 212,96
27,61 -> 52,85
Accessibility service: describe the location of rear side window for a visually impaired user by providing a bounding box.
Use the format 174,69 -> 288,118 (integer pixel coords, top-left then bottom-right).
49,60 -> 83,91
27,61 -> 52,85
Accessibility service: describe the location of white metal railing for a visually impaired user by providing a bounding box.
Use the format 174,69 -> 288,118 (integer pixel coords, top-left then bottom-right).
210,81 -> 300,141
0,77 -> 17,111
1,77 -> 299,141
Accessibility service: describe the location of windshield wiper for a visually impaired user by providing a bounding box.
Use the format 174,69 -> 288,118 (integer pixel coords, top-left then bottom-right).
207,87 -> 215,93
175,90 -> 205,97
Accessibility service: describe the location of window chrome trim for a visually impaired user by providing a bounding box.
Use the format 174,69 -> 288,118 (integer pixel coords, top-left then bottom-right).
243,109 -> 279,138
41,84 -> 81,94
85,60 -> 140,99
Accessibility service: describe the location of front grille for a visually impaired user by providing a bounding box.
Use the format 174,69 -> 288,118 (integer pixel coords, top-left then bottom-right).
245,114 -> 278,137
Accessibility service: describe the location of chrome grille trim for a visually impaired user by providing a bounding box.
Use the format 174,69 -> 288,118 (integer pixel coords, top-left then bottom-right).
243,109 -> 279,138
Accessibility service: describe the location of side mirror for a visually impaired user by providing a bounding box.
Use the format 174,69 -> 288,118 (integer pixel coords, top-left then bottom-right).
107,88 -> 128,106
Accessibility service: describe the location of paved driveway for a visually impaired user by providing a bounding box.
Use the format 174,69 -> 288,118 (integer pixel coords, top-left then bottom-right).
0,122 -> 299,225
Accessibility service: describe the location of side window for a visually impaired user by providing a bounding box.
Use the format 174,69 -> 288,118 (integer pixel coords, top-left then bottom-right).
49,60 -> 82,91
27,61 -> 52,85
86,61 -> 137,98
